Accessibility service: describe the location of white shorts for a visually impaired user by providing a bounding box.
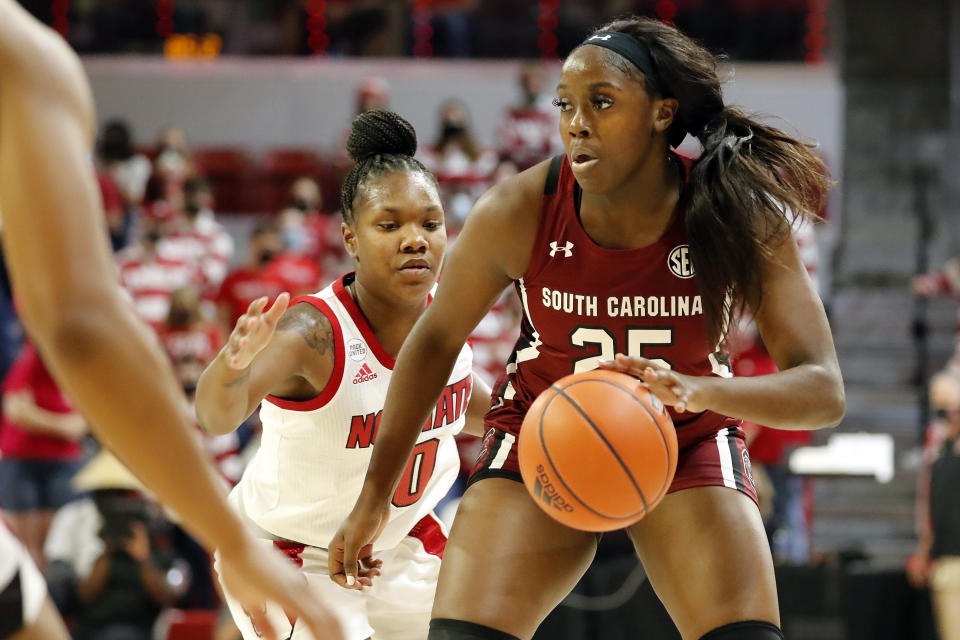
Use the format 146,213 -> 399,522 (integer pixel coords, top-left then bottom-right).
0,520 -> 47,638
217,514 -> 446,640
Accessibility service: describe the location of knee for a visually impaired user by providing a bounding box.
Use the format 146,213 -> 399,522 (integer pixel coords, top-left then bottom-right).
429,619 -> 521,640
700,620 -> 784,640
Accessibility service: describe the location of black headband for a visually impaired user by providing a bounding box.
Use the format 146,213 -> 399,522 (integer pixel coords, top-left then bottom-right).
579,31 -> 688,147
580,32 -> 666,95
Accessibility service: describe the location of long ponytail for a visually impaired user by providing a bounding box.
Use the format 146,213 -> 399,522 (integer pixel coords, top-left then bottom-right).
596,18 -> 831,344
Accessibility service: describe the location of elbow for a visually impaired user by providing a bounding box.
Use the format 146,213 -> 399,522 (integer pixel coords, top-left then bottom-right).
817,366 -> 846,429
194,377 -> 241,437
20,293 -> 133,363
196,413 -> 234,437
194,403 -> 229,437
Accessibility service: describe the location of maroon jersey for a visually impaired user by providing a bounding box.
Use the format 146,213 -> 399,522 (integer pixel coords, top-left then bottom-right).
486,155 -> 738,450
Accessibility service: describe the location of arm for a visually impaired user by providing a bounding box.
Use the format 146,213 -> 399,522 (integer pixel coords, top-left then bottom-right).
913,257 -> 960,297
909,464 -> 934,587
909,425 -> 936,587
138,560 -> 177,606
0,4 -> 245,558
0,6 -> 342,638
329,161 -> 547,588
75,554 -> 111,604
3,390 -> 86,441
461,372 -> 492,438
124,522 -> 178,606
195,296 -> 334,436
603,233 -> 845,430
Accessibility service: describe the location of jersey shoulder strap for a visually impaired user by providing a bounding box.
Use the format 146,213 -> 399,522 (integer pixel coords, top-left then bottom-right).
544,155 -> 564,195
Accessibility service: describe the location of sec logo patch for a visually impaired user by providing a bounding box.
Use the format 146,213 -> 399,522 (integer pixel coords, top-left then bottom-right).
668,244 -> 695,279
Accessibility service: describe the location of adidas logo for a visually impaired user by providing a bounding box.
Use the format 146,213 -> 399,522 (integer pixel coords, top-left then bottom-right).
352,363 -> 378,385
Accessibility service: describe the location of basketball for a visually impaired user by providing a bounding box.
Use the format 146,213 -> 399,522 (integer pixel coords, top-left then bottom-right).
517,369 -> 678,532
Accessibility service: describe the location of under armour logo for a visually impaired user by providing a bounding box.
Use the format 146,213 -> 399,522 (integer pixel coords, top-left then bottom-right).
588,34 -> 613,41
549,241 -> 574,258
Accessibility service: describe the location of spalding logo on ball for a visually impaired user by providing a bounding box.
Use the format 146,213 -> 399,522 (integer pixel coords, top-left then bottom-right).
518,369 -> 678,532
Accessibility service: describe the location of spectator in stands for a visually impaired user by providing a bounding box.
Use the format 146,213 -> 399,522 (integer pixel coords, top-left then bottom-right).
96,168 -> 127,252
170,353 -> 246,610
0,341 -> 87,572
421,99 -> 497,230
355,75 -> 390,115
913,259 -> 960,300
117,219 -> 205,331
215,220 -> 286,331
73,490 -> 180,640
330,76 -> 393,198
910,369 -> 960,640
430,0 -> 478,57
0,244 -> 24,381
154,125 -> 195,180
496,62 -> 564,171
149,125 -> 196,218
175,354 -> 246,488
97,119 -> 152,249
161,177 -> 234,291
914,258 -> 960,370
278,177 -> 339,262
44,450 -> 148,619
157,285 -> 224,368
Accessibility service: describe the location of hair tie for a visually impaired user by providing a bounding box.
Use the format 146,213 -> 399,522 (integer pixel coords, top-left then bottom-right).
723,129 -> 753,153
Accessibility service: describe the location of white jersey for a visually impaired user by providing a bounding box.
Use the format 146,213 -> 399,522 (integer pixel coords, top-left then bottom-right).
233,273 -> 473,550
0,518 -> 46,632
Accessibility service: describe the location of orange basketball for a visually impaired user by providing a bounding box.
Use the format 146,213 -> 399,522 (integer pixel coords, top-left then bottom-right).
517,369 -> 678,532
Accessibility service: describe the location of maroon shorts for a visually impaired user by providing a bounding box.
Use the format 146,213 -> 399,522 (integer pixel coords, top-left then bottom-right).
468,420 -> 758,507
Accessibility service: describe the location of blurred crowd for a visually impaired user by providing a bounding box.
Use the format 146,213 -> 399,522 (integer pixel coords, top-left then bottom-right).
0,55 -> 840,638
0,58 -> 844,638
0,67 -> 558,639
909,249 -> 960,638
21,0 -> 817,61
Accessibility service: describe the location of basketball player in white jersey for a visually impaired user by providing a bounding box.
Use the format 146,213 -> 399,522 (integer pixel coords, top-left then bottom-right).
0,2 -> 342,638
196,110 -> 490,640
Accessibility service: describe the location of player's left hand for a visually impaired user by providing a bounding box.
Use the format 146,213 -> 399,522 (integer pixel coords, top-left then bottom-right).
598,353 -> 707,414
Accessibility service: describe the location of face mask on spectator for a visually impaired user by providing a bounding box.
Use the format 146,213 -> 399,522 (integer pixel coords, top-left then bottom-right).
442,122 -> 466,140
258,249 -> 277,266
168,307 -> 191,326
283,228 -> 308,253
291,197 -> 313,212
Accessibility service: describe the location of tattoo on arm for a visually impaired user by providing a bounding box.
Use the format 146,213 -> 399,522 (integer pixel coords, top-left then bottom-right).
276,305 -> 334,357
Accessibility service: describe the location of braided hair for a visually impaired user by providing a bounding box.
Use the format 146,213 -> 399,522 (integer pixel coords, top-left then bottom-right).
340,110 -> 438,224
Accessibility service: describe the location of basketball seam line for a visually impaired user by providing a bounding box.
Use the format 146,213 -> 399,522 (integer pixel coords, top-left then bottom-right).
567,378 -> 679,504
551,383 -> 650,517
570,378 -> 676,507
539,390 -> 637,521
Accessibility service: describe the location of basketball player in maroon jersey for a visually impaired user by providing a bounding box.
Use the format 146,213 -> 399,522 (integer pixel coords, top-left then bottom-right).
0,2 -> 341,639
332,16 -> 844,640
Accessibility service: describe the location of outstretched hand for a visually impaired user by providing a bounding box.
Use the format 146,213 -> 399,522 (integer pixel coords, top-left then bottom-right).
598,353 -> 707,414
224,293 -> 290,370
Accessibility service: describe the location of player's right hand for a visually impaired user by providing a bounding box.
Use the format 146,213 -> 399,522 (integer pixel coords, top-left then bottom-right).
224,293 -> 290,370
218,531 -> 344,640
328,502 -> 388,590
